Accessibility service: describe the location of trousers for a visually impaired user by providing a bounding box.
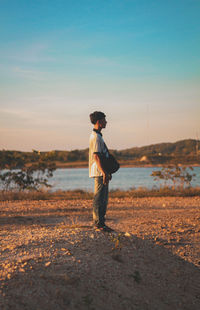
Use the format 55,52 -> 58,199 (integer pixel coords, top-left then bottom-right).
93,176 -> 109,226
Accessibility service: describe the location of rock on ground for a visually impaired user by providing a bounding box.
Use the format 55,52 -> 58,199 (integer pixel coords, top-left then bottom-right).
0,197 -> 200,310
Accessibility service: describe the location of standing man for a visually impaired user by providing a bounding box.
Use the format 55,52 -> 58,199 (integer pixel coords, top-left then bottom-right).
89,111 -> 113,232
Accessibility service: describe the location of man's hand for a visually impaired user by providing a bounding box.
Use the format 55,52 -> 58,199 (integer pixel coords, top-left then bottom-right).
103,172 -> 110,185
93,153 -> 112,185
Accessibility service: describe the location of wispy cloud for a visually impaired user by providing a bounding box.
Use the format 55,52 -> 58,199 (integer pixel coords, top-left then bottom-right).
0,41 -> 55,64
12,66 -> 47,81
15,42 -> 55,63
0,108 -> 32,128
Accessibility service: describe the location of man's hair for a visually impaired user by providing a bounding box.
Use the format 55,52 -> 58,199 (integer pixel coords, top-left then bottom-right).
89,111 -> 106,124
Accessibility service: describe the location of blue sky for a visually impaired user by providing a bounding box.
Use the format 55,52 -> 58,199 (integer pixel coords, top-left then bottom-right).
0,0 -> 199,151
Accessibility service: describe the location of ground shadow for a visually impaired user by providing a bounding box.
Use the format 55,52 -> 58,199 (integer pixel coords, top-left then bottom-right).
0,206 -> 91,226
1,226 -> 200,310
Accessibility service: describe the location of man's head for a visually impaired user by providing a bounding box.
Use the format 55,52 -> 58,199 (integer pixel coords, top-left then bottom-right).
90,111 -> 107,130
90,111 -> 106,124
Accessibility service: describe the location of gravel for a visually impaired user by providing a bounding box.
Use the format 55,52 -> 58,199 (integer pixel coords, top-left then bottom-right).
0,197 -> 200,310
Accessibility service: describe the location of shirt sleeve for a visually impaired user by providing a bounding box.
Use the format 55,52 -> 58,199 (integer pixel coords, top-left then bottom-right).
93,135 -> 102,154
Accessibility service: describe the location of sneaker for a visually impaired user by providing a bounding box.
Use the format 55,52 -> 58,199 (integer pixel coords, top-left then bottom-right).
102,225 -> 114,232
93,224 -> 114,232
93,224 -> 103,231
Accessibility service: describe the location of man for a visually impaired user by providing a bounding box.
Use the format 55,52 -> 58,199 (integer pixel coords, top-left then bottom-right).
89,111 -> 113,232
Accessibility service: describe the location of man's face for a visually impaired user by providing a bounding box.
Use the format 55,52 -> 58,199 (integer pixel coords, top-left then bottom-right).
99,117 -> 107,129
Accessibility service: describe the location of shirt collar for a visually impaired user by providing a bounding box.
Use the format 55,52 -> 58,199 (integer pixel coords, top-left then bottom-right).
93,128 -> 102,136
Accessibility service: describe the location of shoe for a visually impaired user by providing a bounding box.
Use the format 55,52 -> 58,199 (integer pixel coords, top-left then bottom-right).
93,224 -> 114,232
102,225 -> 114,232
93,224 -> 103,231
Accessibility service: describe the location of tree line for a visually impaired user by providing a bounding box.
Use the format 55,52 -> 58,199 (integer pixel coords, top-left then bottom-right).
0,139 -> 199,169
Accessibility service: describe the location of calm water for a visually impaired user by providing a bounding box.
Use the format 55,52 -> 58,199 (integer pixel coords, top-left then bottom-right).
49,167 -> 200,192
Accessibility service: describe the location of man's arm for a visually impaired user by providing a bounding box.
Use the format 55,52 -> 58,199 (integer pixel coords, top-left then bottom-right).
93,153 -> 110,185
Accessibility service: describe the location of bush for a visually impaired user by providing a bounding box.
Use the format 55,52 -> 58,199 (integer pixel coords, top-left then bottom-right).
151,165 -> 196,190
0,151 -> 56,191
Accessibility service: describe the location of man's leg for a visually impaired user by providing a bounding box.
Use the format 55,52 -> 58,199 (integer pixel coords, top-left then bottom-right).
93,177 -> 108,227
101,181 -> 109,225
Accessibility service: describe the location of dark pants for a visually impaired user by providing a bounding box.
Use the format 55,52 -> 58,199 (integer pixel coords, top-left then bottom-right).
93,176 -> 109,227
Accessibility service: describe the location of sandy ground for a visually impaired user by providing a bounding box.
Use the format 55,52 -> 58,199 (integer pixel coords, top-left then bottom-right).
0,197 -> 200,310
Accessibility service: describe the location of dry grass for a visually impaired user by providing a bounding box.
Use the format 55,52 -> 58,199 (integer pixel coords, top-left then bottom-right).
0,186 -> 200,201
110,186 -> 200,198
0,189 -> 93,201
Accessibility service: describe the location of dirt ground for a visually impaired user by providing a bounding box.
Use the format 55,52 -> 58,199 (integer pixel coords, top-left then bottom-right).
0,197 -> 200,310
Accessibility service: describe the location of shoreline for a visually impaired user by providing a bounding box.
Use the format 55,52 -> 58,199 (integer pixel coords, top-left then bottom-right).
55,162 -> 200,169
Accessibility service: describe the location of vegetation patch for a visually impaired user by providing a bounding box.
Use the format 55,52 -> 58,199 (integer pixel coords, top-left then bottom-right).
0,187 -> 200,201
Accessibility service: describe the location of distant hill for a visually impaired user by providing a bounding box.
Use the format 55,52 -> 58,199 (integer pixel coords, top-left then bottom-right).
115,139 -> 200,159
112,139 -> 200,165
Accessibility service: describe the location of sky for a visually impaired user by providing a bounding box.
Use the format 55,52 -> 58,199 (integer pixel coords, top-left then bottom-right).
0,0 -> 199,151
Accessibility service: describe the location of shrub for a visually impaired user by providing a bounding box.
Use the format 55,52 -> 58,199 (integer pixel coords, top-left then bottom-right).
151,165 -> 196,190
0,151 -> 56,191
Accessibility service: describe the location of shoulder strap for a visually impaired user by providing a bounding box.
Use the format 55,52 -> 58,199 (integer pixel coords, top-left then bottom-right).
103,142 -> 110,154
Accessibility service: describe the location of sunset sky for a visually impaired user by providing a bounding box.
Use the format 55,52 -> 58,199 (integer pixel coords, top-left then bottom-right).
0,0 -> 199,151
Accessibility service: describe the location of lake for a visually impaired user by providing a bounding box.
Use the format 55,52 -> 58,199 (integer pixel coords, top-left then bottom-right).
49,167 -> 200,191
